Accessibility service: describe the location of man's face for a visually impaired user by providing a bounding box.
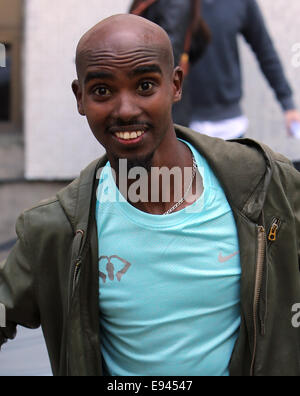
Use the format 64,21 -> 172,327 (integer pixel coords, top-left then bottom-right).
72,28 -> 183,168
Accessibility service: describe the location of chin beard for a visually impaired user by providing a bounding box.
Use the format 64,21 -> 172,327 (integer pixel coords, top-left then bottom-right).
115,152 -> 155,173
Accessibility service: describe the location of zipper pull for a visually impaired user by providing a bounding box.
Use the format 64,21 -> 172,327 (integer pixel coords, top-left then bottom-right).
268,219 -> 280,242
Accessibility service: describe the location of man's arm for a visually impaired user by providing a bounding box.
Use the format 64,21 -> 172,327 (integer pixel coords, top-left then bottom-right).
0,214 -> 40,349
241,0 -> 300,131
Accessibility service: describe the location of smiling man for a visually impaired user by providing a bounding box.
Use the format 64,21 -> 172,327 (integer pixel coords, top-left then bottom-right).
0,14 -> 299,377
72,15 -> 196,210
72,15 -> 202,215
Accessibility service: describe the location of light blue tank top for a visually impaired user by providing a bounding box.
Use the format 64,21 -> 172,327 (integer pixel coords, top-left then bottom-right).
96,140 -> 241,376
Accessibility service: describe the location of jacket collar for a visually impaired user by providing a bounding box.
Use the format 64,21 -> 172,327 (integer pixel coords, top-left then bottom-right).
57,125 -> 273,232
175,125 -> 273,222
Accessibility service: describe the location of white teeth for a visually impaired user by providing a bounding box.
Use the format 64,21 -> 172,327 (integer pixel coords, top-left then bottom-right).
115,131 -> 145,140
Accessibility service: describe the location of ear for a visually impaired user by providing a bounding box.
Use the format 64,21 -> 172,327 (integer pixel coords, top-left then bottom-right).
72,79 -> 85,116
172,66 -> 184,104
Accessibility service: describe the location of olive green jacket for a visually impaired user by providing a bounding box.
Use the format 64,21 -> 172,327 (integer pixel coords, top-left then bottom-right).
1,126 -> 300,376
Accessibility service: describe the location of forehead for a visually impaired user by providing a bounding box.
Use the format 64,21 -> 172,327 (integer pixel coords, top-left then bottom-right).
82,47 -> 167,71
77,28 -> 173,79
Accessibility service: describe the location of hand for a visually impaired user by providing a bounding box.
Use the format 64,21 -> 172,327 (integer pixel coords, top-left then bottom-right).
285,109 -> 300,136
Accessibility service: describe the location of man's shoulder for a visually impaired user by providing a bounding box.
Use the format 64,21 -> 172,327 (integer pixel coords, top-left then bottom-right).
176,125 -> 267,171
19,186 -> 75,240
176,124 -> 292,169
20,157 -> 104,236
175,125 -> 298,213
22,177 -> 78,215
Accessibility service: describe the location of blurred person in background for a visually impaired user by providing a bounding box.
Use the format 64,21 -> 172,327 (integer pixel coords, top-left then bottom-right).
188,0 -> 300,140
0,52 -> 10,121
129,0 -> 211,126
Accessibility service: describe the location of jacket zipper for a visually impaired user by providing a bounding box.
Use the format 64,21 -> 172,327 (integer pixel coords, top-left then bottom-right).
250,219 -> 281,376
250,225 -> 266,376
67,229 -> 84,375
268,218 -> 281,243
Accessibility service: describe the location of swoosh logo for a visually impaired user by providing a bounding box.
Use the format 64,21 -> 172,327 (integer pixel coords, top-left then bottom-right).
218,251 -> 239,263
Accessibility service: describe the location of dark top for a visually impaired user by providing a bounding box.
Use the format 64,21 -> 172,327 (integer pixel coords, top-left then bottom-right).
189,0 -> 295,121
141,0 -> 192,66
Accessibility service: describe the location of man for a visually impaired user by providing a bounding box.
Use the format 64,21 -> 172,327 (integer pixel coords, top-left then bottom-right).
188,0 -> 300,139
0,14 -> 299,376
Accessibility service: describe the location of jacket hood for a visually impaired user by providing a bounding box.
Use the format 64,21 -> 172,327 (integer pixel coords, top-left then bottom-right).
57,125 -> 276,234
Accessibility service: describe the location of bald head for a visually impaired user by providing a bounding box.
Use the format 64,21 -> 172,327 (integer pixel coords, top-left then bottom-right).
75,14 -> 175,81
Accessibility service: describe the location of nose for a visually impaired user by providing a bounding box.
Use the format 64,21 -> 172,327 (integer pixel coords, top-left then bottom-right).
112,91 -> 142,122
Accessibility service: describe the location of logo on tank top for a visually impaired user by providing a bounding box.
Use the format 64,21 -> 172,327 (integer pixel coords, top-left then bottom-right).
218,251 -> 239,263
99,255 -> 132,283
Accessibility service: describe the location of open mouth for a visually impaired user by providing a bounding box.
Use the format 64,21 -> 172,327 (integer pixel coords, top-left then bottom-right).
114,131 -> 145,141
109,124 -> 149,145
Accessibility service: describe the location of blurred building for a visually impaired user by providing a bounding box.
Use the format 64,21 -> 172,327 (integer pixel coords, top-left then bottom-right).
0,0 -> 22,134
0,0 -> 299,180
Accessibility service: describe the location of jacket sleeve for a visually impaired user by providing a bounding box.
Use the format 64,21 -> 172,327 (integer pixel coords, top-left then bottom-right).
290,166 -> 300,268
0,213 -> 40,349
143,0 -> 192,66
241,0 -> 295,111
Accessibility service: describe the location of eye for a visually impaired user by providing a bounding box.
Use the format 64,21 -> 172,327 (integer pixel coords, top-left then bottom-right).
137,81 -> 154,93
93,86 -> 111,97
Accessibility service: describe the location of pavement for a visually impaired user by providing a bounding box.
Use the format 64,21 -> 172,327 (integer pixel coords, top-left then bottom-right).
0,132 -> 69,376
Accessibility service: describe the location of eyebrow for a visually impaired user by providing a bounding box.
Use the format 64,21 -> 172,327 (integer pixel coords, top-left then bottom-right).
84,64 -> 163,85
84,71 -> 115,85
129,64 -> 163,77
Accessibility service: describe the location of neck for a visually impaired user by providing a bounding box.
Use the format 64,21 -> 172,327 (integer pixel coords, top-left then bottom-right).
111,138 -> 203,215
